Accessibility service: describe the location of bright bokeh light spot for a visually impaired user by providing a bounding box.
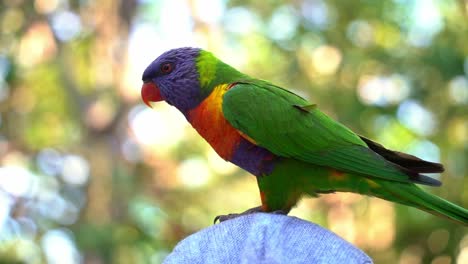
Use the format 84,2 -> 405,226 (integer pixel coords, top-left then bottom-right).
448,76 -> 468,105
41,229 -> 81,264
2,151 -> 29,167
51,11 -> 82,42
34,0 -> 59,14
193,0 -> 225,25
311,45 -> 342,75
406,0 -> 443,47
132,0 -> 195,57
328,205 -> 355,242
347,20 -> 374,47
177,158 -> 211,188
301,0 -> 330,29
131,106 -> 165,145
125,0 -> 197,100
224,7 -> 262,35
399,245 -> 424,264
364,199 -> 395,250
1,217 -> 20,241
11,238 -> 42,263
358,74 -> 410,106
397,100 -> 436,136
36,174 -> 59,204
0,191 -> 13,233
0,166 -> 36,197
38,191 -> 79,225
220,42 -> 249,69
408,140 -> 441,169
458,244 -> 468,264
157,0 -> 194,47
129,104 -> 186,152
267,5 -> 299,41
16,217 -> 38,239
37,148 -> 63,176
125,23 -> 160,100
18,22 -> 56,66
61,155 -> 90,186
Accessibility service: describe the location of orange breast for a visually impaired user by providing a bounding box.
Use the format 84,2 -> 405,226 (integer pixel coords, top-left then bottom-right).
188,84 -> 242,160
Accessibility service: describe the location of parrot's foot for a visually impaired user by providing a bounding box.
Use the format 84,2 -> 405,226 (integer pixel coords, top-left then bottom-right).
213,206 -> 288,223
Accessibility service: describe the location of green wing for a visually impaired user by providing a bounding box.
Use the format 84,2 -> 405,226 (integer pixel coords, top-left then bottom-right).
222,80 -> 415,183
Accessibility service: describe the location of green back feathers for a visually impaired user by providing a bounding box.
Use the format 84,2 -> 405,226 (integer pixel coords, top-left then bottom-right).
221,81 -> 430,184
196,51 -> 217,90
196,50 -> 248,97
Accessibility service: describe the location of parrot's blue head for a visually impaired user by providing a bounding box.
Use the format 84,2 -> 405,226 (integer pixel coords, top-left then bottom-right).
141,47 -> 202,112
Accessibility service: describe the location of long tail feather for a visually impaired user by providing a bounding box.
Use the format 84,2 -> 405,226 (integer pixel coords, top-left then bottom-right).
378,181 -> 468,225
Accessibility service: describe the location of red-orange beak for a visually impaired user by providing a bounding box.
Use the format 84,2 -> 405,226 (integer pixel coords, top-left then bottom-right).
141,82 -> 163,108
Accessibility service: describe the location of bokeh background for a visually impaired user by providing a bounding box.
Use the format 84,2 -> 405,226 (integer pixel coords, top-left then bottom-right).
0,0 -> 467,263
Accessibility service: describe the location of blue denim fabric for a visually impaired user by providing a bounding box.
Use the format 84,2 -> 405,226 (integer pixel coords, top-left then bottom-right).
164,213 -> 372,264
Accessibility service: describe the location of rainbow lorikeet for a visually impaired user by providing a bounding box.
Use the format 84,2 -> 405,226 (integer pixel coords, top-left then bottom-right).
141,47 -> 468,225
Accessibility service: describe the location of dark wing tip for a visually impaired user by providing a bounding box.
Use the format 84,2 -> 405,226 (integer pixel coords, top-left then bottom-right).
360,136 -> 445,174
405,161 -> 445,173
360,135 -> 444,186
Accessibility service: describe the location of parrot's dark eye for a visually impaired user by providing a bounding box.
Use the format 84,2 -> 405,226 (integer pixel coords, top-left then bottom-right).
161,63 -> 173,74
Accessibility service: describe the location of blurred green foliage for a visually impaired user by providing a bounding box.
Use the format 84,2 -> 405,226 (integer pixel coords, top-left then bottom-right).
0,0 -> 467,263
